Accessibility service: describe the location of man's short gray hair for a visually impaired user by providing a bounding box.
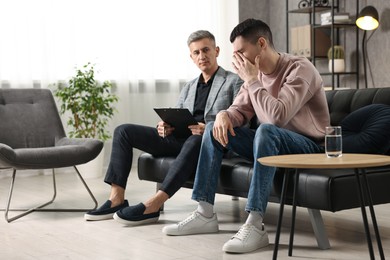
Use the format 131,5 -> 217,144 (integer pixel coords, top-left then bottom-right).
187,30 -> 216,47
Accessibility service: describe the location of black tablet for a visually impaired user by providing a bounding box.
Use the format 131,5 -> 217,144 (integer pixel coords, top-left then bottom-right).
154,108 -> 198,138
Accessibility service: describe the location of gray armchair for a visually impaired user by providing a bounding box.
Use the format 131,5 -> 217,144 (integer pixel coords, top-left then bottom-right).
0,88 -> 103,222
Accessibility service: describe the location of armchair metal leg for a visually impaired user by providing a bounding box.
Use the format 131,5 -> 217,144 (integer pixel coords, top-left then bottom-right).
2,167 -> 98,223
73,166 -> 98,211
4,169 -> 56,223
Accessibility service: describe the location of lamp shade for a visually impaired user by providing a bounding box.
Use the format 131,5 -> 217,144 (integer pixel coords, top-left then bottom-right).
356,6 -> 379,30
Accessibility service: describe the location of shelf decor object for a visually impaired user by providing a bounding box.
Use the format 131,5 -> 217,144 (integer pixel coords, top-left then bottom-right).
328,45 -> 345,73
298,0 -> 329,9
356,6 -> 380,88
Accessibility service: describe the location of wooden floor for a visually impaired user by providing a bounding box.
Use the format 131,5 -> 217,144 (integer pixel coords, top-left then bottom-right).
0,167 -> 389,260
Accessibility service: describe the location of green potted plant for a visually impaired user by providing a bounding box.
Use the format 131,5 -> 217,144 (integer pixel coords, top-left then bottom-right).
327,45 -> 345,73
54,62 -> 118,141
54,62 -> 118,178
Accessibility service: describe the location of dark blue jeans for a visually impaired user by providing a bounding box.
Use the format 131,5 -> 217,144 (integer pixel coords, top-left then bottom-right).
104,123 -> 202,197
192,122 -> 323,217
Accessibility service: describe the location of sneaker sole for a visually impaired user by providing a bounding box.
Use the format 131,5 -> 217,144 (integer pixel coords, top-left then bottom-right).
162,225 -> 219,236
113,212 -> 159,226
222,236 -> 269,253
84,213 -> 115,221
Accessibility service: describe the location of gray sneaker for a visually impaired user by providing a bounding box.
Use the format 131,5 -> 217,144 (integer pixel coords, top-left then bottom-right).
222,223 -> 269,253
162,211 -> 219,236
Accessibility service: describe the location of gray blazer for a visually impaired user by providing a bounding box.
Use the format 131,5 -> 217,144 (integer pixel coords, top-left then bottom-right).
176,67 -> 243,123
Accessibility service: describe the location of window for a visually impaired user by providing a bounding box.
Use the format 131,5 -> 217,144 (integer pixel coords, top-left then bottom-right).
0,0 -> 238,87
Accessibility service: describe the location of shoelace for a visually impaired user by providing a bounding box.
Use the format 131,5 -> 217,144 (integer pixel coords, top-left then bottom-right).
178,211 -> 197,227
232,224 -> 253,241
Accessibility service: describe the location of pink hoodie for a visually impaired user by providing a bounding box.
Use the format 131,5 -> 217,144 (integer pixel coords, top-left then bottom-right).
225,53 -> 330,142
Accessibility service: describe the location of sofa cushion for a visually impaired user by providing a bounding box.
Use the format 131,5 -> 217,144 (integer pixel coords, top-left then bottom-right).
341,104 -> 390,154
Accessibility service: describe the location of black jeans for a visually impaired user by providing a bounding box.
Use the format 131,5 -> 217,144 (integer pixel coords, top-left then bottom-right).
104,123 -> 202,197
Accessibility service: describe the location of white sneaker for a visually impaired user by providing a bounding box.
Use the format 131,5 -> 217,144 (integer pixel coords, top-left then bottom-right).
222,224 -> 269,253
162,211 -> 219,236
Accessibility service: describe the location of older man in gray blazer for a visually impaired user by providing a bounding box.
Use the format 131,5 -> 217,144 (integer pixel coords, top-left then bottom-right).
85,30 -> 243,225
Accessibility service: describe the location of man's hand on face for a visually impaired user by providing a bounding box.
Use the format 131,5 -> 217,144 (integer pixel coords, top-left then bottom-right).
232,52 -> 260,83
213,112 -> 235,147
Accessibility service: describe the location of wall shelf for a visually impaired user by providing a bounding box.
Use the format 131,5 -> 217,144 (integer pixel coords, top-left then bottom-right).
286,0 -> 360,89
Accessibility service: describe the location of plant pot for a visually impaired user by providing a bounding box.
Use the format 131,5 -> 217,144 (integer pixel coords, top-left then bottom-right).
76,149 -> 104,179
328,59 -> 345,73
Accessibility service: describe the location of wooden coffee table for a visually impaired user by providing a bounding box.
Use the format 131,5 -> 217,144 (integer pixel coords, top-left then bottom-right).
259,153 -> 390,260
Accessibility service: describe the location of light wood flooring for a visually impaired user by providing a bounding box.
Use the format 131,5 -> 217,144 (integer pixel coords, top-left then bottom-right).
0,167 -> 389,260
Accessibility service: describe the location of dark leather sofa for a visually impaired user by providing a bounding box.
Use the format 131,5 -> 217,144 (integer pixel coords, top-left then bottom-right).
138,87 -> 390,249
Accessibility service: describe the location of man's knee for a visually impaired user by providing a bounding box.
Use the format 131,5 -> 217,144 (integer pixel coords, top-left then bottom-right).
204,121 -> 215,138
113,124 -> 129,137
257,123 -> 277,136
255,124 -> 281,145
205,121 -> 214,131
113,124 -> 139,143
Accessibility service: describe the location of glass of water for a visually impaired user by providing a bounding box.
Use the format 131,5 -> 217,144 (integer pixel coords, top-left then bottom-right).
325,126 -> 342,158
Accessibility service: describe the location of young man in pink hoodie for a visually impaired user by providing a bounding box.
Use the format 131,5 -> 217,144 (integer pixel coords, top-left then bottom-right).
162,19 -> 330,254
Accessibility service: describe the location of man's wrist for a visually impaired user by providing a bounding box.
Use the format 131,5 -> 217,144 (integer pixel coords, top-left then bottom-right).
246,78 -> 258,86
217,110 -> 228,117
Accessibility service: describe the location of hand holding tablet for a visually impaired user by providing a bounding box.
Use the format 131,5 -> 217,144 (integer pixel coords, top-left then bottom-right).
154,108 -> 198,138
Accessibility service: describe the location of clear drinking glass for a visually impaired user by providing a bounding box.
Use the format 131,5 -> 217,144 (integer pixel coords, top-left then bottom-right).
325,126 -> 342,158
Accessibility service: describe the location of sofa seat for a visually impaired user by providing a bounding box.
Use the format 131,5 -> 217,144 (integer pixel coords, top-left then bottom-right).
138,154 -> 390,212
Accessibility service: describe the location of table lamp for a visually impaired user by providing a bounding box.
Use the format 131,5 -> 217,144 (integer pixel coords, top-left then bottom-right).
356,6 -> 379,88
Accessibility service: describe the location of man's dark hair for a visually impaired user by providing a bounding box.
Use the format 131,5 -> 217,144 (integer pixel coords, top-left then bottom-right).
230,18 -> 274,49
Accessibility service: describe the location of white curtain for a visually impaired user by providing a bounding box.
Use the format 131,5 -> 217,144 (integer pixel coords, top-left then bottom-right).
0,0 -> 238,128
